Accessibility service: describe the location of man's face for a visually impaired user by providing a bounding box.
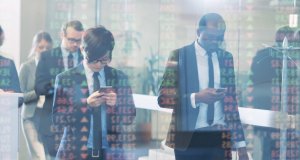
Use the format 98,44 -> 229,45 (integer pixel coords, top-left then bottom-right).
61,27 -> 83,53
86,52 -> 111,72
0,33 -> 5,47
197,23 -> 224,52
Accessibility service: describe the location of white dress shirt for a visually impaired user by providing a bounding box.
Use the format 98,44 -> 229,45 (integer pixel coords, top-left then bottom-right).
83,60 -> 108,149
190,41 -> 246,148
61,45 -> 79,70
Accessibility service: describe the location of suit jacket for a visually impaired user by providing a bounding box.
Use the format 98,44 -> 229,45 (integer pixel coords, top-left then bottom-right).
19,58 -> 39,119
250,47 -> 299,115
52,63 -> 136,160
35,46 -> 83,135
0,55 -> 21,92
158,43 -> 245,150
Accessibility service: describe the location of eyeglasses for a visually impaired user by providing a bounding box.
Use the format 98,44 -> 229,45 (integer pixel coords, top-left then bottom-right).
89,56 -> 111,64
66,37 -> 82,44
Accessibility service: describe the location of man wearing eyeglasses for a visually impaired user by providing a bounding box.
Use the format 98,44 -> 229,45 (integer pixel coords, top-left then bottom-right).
35,20 -> 84,159
52,26 -> 136,160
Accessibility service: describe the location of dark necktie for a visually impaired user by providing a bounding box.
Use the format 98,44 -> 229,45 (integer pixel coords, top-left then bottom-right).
207,52 -> 214,125
68,53 -> 74,69
92,72 -> 102,157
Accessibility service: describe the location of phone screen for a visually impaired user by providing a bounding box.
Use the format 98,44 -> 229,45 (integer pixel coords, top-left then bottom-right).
216,88 -> 227,92
98,86 -> 113,93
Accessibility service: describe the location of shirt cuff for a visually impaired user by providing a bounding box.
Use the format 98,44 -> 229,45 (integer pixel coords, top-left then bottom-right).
190,93 -> 197,108
232,141 -> 246,148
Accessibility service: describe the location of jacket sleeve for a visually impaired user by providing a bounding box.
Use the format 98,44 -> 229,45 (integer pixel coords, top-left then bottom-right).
115,71 -> 136,124
223,52 -> 246,144
19,63 -> 38,103
35,51 -> 54,96
157,50 -> 179,109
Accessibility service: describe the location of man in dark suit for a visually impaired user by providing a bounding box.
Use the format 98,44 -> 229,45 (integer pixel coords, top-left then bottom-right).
0,25 -> 21,93
52,26 -> 136,160
35,20 -> 84,159
158,13 -> 248,160
249,26 -> 299,160
250,26 -> 295,110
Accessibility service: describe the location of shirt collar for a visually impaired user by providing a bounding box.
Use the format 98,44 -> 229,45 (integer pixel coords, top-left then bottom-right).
194,41 -> 206,56
83,59 -> 105,78
60,44 -> 78,56
60,44 -> 69,56
194,40 -> 216,57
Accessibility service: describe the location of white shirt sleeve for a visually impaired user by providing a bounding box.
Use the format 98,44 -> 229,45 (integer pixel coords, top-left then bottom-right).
190,93 -> 197,108
232,141 -> 246,148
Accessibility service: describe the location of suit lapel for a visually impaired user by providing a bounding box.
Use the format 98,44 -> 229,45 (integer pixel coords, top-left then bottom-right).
178,43 -> 199,131
29,59 -> 37,86
104,66 -> 118,87
73,63 -> 90,99
53,47 -> 65,72
216,50 -> 225,88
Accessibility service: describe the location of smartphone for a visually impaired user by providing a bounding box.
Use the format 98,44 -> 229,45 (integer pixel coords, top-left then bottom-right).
216,88 -> 227,93
98,86 -> 113,93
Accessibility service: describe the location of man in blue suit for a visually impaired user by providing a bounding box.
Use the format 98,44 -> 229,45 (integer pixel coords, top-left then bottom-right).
52,26 -> 136,160
158,13 -> 248,160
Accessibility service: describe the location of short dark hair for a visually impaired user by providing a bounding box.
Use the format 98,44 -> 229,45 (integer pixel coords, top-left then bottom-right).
198,13 -> 226,40
61,20 -> 84,35
294,28 -> 300,40
0,25 -> 4,46
0,25 -> 3,35
294,28 -> 300,46
82,25 -> 115,62
275,26 -> 294,44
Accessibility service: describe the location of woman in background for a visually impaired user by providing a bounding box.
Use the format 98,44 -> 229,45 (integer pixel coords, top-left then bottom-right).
19,31 -> 53,160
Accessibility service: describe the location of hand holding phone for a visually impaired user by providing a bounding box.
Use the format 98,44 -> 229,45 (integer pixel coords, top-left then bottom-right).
98,86 -> 116,106
216,88 -> 227,93
98,86 -> 113,93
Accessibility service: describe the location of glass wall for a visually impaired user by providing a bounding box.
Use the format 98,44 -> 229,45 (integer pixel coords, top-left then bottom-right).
14,0 -> 300,159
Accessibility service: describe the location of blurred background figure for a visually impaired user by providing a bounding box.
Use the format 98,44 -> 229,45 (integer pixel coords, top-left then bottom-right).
34,20 -> 84,159
249,26 -> 299,160
0,25 -> 21,93
250,26 -> 294,110
294,28 -> 300,47
19,31 -> 53,160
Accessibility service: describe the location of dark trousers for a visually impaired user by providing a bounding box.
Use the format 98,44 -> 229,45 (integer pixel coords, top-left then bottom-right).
174,129 -> 232,160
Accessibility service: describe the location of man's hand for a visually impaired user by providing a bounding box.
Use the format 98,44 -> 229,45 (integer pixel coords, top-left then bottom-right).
87,90 -> 117,107
87,91 -> 106,107
104,92 -> 117,106
0,89 -> 14,93
238,147 -> 249,160
194,88 -> 226,104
